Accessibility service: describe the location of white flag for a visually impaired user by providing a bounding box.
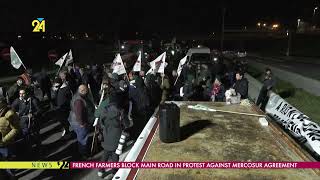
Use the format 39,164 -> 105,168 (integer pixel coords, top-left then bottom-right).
177,55 -> 187,77
55,53 -> 67,67
65,49 -> 73,66
157,52 -> 167,74
10,47 -> 24,69
111,54 -> 118,70
133,52 -> 142,72
146,52 -> 166,75
112,54 -> 126,75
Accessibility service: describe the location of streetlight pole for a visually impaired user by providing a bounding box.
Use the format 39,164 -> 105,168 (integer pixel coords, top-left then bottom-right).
286,30 -> 292,56
313,7 -> 318,28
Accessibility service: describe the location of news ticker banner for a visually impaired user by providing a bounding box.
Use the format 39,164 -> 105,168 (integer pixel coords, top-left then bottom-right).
1,162 -> 320,169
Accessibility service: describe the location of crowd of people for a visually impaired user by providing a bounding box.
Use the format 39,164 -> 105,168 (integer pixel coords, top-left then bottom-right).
0,52 -> 275,179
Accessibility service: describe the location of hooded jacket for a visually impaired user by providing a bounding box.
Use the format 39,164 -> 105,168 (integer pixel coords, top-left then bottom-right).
0,108 -> 20,147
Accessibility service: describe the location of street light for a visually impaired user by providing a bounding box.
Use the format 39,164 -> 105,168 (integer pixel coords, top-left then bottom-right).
263,23 -> 267,27
313,7 -> 318,28
314,7 -> 318,17
257,22 -> 261,27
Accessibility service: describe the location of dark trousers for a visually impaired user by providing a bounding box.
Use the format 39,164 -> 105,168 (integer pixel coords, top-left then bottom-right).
56,110 -> 70,132
100,150 -> 119,173
256,86 -> 269,111
0,147 -> 15,178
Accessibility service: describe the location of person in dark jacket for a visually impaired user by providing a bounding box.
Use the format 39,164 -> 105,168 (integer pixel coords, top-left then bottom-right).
233,71 -> 248,99
7,77 -> 26,104
53,77 -> 73,137
69,84 -> 95,159
256,68 -> 276,111
169,70 -> 183,100
33,67 -> 52,102
60,67 -> 77,94
144,72 -> 161,110
182,75 -> 195,101
127,74 -> 149,140
97,93 -> 125,179
182,63 -> 196,83
11,87 -> 41,155
210,76 -> 225,102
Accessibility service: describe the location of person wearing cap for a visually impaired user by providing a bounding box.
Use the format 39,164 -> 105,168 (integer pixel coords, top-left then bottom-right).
0,98 -> 20,180
210,76 -> 226,102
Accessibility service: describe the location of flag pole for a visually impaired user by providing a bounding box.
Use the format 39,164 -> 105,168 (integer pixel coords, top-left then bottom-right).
174,75 -> 179,86
21,62 -> 27,71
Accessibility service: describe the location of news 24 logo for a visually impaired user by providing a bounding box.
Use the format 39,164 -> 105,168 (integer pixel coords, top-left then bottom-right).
32,18 -> 45,32
57,161 -> 70,169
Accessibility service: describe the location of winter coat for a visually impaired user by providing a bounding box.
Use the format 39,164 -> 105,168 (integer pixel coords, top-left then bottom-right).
0,108 -> 20,147
99,102 -> 123,151
233,78 -> 249,99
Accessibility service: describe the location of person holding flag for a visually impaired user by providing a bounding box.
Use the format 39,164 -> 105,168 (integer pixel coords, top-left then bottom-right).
10,46 -> 32,87
145,52 -> 166,108
174,55 -> 188,85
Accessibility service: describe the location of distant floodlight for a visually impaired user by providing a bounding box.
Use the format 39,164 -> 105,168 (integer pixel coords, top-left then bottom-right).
263,23 -> 267,27
197,45 -> 201,48
121,45 -> 125,49
144,52 -> 148,55
17,35 -> 22,38
171,50 -> 175,55
213,57 -> 218,61
257,22 -> 261,27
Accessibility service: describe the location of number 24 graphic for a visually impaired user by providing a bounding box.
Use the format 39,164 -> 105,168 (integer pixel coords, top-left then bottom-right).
32,20 -> 45,32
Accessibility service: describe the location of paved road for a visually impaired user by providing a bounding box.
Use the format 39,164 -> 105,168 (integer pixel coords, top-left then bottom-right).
247,55 -> 320,81
11,110 -> 132,180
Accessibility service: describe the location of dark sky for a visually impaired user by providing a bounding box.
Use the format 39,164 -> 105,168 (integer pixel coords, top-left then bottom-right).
0,0 -> 318,33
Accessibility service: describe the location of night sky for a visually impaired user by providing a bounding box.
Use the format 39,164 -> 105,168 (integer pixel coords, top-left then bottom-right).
0,0 -> 318,33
